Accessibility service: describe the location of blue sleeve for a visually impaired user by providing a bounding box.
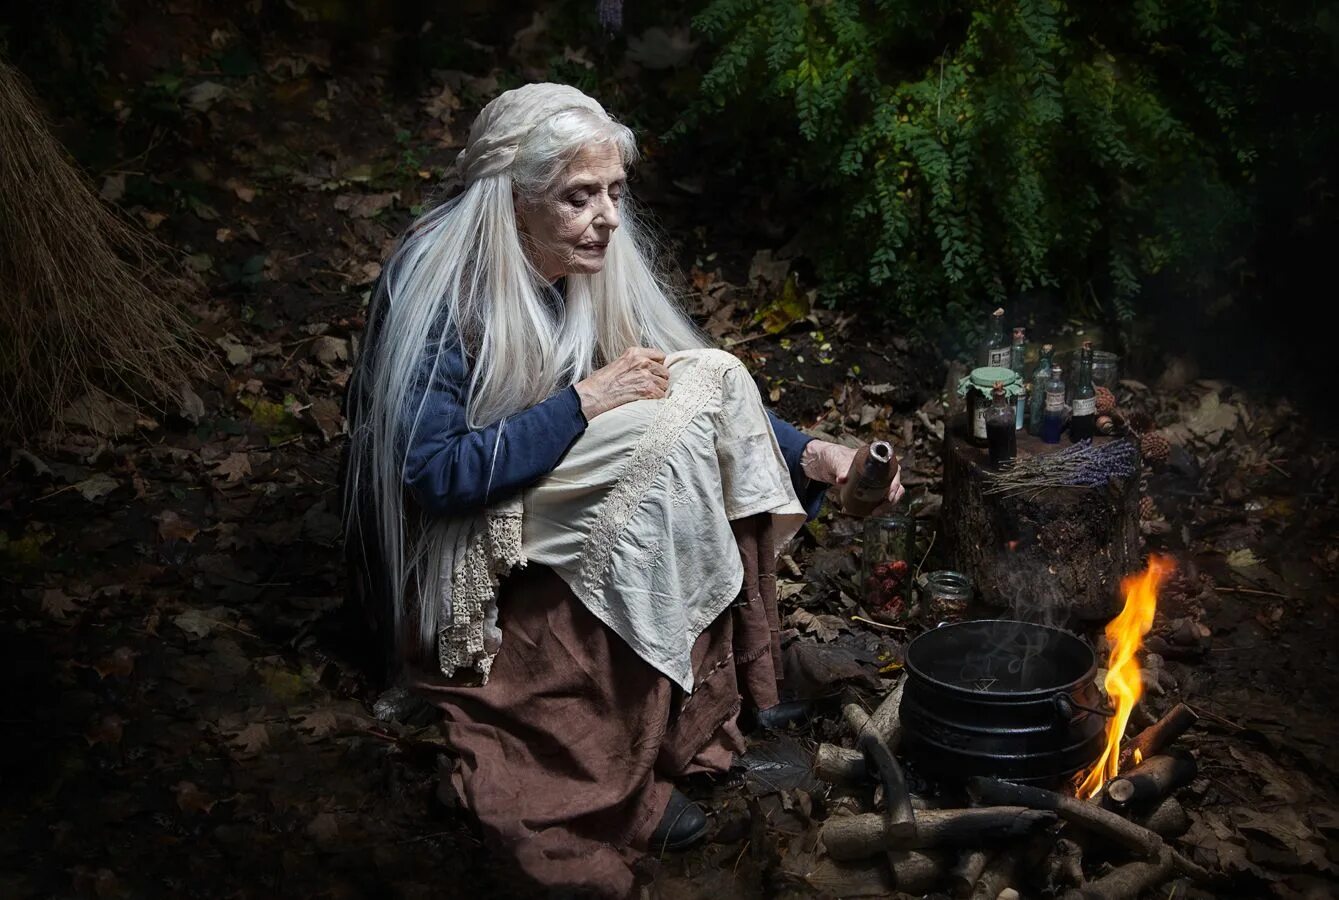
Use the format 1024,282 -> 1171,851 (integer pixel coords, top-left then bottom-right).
402,339 -> 588,519
766,409 -> 827,521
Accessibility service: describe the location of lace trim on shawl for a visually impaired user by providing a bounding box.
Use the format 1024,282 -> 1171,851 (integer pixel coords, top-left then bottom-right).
436,504 -> 524,680
575,350 -> 739,602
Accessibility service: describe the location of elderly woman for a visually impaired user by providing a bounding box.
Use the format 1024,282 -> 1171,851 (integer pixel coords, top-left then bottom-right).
344,84 -> 902,896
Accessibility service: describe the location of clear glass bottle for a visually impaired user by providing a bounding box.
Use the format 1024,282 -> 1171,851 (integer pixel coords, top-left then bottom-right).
1041,364 -> 1066,444
1010,327 -> 1027,430
861,514 -> 916,623
1070,341 -> 1097,442
985,381 -> 1017,467
1028,343 -> 1054,436
978,307 -> 1010,369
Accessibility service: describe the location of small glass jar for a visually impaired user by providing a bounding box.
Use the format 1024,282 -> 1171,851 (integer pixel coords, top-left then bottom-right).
959,366 -> 1021,447
918,570 -> 974,624
861,514 -> 916,622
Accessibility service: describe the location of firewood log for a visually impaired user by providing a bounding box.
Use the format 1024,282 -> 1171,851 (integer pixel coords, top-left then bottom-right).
1118,703 -> 1198,770
887,850 -> 948,894
815,743 -> 866,783
1061,850 -> 1174,900
1106,753 -> 1197,806
965,777 -> 1212,883
949,849 -> 990,898
1130,796 -> 1190,839
821,807 -> 1056,860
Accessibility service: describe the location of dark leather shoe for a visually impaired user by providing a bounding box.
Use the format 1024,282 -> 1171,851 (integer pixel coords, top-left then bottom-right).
648,788 -> 708,851
752,699 -> 813,731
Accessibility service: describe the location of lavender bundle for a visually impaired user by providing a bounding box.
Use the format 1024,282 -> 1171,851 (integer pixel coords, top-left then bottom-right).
983,438 -> 1138,498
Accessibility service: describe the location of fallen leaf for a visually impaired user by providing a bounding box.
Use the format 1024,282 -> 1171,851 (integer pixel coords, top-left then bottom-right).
183,81 -> 228,112
61,391 -> 138,437
173,609 -> 217,640
785,608 -> 849,643
41,588 -> 80,620
215,335 -> 253,366
1226,548 -> 1263,569
294,709 -> 341,741
226,179 -> 256,202
185,252 -> 214,273
754,276 -> 811,335
211,452 -> 252,484
94,647 -> 137,679
310,335 -> 349,365
157,510 -> 200,543
177,381 -> 206,423
229,723 -> 270,756
334,191 -> 398,218
100,172 -> 126,202
74,473 -> 120,501
306,397 -> 344,440
173,781 -> 217,814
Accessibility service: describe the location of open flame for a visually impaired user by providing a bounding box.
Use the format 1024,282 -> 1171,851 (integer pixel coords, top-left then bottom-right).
1075,555 -> 1175,798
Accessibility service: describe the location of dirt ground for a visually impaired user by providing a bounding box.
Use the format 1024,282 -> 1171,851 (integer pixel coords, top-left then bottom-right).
2,5 -> 1337,898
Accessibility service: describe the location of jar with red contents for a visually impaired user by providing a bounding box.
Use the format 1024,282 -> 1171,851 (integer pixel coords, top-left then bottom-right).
860,513 -> 916,623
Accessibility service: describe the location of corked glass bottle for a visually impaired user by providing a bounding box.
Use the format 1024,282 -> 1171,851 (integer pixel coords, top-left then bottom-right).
1028,343 -> 1054,435
1070,341 -> 1097,441
1041,364 -> 1066,444
985,381 -> 1017,467
978,307 -> 1010,368
1010,327 -> 1027,430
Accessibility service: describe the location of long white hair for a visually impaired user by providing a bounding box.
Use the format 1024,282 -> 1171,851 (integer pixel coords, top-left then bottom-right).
345,100 -> 705,669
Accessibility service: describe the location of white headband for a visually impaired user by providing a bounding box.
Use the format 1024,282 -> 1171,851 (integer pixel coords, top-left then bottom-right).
455,83 -> 609,185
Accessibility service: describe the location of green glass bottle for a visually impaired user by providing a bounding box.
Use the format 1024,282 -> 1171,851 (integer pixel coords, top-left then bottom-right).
1028,343 -> 1054,436
1010,327 -> 1026,430
978,307 -> 1009,369
1070,341 -> 1097,441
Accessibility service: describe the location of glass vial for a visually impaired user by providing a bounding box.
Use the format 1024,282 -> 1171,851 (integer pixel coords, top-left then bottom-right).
979,307 -> 1010,369
1041,364 -> 1066,444
1010,327 -> 1027,431
1070,341 -> 1097,442
985,380 -> 1017,467
1028,343 -> 1054,436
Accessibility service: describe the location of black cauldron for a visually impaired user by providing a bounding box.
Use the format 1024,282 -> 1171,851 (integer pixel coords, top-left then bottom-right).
899,619 -> 1109,786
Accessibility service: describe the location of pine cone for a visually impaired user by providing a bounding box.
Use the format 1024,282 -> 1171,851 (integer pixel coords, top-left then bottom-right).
1139,496 -> 1158,520
1126,410 -> 1156,434
1095,386 -> 1117,415
1141,431 -> 1170,465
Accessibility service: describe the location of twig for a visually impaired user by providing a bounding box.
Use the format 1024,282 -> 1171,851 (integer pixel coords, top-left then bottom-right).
913,528 -> 936,582
1215,586 -> 1288,599
851,615 -> 907,630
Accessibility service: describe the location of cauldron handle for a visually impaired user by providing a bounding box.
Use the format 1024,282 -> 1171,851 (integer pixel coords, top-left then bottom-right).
1053,694 -> 1114,720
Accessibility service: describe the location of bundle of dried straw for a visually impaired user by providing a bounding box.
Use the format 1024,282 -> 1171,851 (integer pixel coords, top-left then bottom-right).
0,59 -> 201,444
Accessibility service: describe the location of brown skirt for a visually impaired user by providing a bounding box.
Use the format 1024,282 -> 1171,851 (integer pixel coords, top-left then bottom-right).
412,514 -> 783,898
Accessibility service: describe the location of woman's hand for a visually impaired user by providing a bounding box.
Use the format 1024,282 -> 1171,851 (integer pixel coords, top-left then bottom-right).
574,347 -> 671,419
800,440 -> 906,510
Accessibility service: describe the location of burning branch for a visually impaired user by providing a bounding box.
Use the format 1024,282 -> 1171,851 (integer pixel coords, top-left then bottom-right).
1076,556 -> 1175,797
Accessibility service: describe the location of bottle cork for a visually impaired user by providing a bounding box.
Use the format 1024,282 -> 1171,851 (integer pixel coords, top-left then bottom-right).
839,440 -> 899,517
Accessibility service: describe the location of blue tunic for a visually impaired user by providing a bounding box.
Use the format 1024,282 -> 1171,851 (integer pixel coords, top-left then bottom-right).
401,334 -> 827,521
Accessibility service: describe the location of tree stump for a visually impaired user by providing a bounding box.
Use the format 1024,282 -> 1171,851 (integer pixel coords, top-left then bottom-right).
940,427 -> 1140,622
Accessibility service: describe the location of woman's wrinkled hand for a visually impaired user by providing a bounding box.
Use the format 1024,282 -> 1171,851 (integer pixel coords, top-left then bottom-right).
800,439 -> 906,510
574,347 -> 670,419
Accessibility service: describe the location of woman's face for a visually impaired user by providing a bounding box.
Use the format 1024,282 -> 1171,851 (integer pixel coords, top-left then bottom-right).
516,142 -> 625,281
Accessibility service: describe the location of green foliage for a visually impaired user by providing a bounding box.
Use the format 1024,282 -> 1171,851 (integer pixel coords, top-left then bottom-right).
678,0 -> 1335,329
